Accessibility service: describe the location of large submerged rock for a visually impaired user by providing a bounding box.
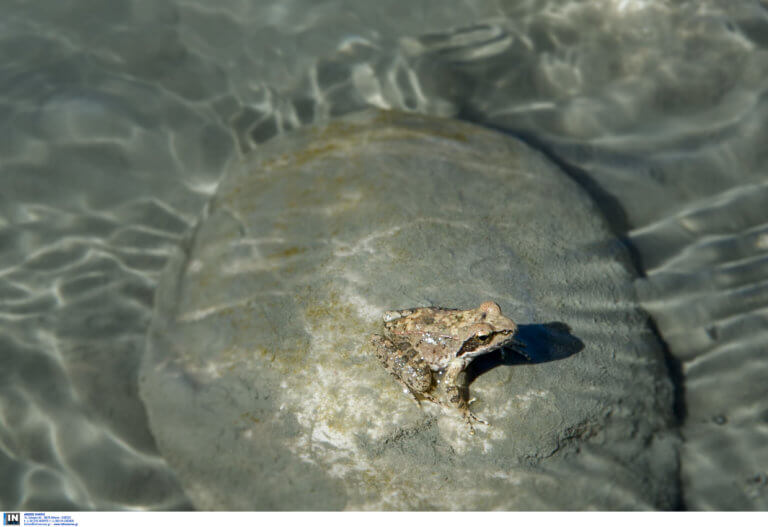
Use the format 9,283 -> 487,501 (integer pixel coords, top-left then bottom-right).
140,110 -> 678,509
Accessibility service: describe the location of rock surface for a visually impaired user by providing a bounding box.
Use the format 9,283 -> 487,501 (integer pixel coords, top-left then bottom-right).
140,110 -> 678,510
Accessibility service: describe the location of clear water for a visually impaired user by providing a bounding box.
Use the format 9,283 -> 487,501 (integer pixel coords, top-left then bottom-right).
1,0 -> 767,510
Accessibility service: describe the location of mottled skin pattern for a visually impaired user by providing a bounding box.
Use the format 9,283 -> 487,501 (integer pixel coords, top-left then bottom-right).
370,301 -> 527,434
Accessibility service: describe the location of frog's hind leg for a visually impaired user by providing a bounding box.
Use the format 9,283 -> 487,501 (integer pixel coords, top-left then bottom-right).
392,375 -> 425,407
391,376 -> 440,407
371,333 -> 436,407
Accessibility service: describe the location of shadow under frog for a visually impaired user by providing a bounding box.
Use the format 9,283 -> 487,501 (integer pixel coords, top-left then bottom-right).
458,321 -> 584,433
468,321 -> 584,380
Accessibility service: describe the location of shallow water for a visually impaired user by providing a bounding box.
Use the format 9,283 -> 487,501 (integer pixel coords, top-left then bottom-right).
1,0 -> 767,510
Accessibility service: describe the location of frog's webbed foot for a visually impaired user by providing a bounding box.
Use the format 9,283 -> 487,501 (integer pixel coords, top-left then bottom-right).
445,381 -> 489,435
462,400 -> 490,435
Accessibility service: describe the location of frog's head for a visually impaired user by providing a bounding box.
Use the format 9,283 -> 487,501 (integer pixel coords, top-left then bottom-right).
456,301 -> 518,358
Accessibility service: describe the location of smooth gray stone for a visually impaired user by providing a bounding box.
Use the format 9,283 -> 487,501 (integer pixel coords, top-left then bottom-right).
140,110 -> 678,510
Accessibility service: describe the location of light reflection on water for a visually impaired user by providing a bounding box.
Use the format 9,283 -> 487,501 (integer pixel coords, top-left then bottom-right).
1,0 -> 767,510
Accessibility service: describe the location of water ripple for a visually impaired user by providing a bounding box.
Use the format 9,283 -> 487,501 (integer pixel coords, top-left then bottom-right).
631,181 -> 768,509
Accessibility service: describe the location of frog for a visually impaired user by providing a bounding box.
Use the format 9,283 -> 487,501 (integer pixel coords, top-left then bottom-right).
370,301 -> 528,434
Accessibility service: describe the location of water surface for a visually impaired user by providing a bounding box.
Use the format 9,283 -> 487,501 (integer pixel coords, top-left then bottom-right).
1,0 -> 767,510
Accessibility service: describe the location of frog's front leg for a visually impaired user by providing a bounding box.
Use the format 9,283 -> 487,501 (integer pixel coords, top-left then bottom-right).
444,358 -> 488,434
370,334 -> 436,405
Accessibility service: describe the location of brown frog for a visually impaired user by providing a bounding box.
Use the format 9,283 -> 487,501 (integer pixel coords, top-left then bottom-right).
370,301 -> 528,434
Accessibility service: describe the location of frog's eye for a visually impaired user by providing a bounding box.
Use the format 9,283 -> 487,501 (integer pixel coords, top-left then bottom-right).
477,333 -> 490,341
